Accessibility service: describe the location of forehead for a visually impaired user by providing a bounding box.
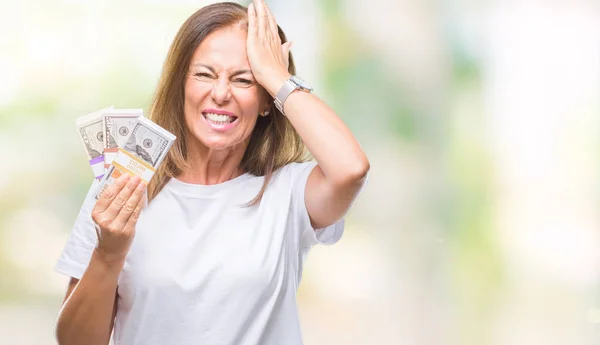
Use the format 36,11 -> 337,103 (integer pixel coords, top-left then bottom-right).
191,26 -> 249,69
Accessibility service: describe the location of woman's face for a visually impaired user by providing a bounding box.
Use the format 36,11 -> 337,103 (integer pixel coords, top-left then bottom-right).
184,25 -> 266,151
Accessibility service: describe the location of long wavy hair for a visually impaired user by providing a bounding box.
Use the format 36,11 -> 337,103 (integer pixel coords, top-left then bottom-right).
147,2 -> 309,205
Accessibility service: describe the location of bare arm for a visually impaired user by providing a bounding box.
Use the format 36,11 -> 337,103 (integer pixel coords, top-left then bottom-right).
55,251 -> 121,345
280,92 -> 369,229
264,78 -> 369,229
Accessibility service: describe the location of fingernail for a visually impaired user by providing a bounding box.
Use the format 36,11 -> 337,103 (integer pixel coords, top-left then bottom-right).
132,176 -> 141,184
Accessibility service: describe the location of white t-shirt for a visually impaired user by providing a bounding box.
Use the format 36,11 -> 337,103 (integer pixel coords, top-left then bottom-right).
55,161 -> 344,345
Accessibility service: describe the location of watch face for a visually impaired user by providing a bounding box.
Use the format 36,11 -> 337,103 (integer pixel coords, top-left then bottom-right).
291,76 -> 313,91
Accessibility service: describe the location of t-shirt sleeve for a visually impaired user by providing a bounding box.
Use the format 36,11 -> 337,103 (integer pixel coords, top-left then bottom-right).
54,179 -> 100,280
292,161 -> 345,248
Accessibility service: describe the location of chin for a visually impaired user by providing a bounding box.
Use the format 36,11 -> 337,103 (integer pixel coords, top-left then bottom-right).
201,139 -> 233,150
197,134 -> 243,151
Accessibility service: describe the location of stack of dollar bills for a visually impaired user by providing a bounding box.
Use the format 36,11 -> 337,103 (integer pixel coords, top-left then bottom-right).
75,107 -> 176,197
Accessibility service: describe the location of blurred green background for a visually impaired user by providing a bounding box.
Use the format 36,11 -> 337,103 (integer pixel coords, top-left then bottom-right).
1,0 -> 599,344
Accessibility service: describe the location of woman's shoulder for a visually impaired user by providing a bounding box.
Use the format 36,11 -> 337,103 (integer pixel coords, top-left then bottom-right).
276,160 -> 317,179
268,160 -> 317,192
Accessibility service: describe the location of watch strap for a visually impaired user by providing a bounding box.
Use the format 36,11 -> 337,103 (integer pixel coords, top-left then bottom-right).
274,79 -> 297,114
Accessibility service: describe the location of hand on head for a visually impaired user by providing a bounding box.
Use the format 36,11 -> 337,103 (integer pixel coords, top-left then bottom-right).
246,0 -> 292,95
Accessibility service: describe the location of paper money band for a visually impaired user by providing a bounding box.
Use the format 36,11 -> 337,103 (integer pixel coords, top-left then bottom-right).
89,156 -> 106,180
111,148 -> 156,183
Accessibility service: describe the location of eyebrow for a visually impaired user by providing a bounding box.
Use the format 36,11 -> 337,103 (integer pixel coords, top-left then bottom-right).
193,63 -> 253,77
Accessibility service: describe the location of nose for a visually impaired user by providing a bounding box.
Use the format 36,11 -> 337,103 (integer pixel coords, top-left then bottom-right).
211,77 -> 231,105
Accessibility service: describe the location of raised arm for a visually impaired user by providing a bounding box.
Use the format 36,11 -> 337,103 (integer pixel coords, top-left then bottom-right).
278,92 -> 369,229
247,0 -> 370,229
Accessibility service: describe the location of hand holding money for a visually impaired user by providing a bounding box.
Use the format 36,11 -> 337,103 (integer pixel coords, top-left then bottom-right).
92,173 -> 146,264
77,108 -> 175,259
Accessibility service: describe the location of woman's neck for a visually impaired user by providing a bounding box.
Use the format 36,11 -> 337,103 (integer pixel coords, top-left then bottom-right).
177,139 -> 247,185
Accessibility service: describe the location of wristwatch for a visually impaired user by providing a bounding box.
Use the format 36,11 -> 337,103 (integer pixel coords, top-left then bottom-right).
274,75 -> 313,115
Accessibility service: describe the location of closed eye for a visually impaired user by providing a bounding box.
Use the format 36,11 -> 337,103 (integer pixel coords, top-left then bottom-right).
194,72 -> 213,78
235,78 -> 253,84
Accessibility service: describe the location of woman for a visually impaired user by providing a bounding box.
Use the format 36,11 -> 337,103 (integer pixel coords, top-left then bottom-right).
54,1 -> 369,344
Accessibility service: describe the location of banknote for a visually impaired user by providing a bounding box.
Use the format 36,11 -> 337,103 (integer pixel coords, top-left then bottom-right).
103,109 -> 143,168
122,117 -> 175,168
96,116 -> 176,199
75,106 -> 114,179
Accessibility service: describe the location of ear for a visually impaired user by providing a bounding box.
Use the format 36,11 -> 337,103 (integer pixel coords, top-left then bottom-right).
258,92 -> 272,117
259,104 -> 271,117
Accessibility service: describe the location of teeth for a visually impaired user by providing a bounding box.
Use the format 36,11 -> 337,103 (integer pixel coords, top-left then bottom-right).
205,113 -> 235,123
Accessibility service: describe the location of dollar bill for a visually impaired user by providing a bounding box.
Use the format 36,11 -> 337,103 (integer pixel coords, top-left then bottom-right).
122,116 -> 175,167
103,109 -> 143,168
75,106 -> 114,179
96,116 -> 176,199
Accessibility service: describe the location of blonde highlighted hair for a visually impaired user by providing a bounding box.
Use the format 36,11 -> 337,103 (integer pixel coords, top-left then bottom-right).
147,2 -> 309,205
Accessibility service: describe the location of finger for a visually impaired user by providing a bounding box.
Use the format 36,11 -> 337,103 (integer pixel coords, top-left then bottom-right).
253,0 -> 267,39
261,0 -> 278,34
112,181 -> 147,230
101,176 -> 141,223
95,173 -> 130,214
123,195 -> 146,235
247,2 -> 257,39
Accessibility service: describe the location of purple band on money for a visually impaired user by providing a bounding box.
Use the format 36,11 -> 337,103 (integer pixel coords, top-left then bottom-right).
89,155 -> 106,180
89,156 -> 104,165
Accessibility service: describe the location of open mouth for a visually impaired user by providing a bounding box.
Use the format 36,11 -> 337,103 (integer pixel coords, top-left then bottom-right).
203,112 -> 238,125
